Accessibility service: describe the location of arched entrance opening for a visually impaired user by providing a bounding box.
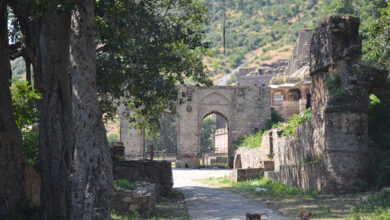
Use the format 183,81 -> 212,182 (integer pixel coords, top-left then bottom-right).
200,112 -> 229,168
144,112 -> 177,162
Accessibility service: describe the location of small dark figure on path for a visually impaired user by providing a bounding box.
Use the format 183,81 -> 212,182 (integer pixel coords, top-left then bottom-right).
245,212 -> 267,220
298,209 -> 312,220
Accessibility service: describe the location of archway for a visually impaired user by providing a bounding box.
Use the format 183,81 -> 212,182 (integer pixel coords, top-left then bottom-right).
200,112 -> 229,167
144,112 -> 177,162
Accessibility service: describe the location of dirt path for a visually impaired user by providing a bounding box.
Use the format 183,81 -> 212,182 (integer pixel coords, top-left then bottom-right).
172,168 -> 286,220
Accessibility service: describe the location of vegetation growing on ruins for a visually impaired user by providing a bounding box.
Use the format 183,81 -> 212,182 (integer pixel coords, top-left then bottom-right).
236,108 -> 311,150
276,108 -> 312,137
114,179 -> 137,191
234,109 -> 284,149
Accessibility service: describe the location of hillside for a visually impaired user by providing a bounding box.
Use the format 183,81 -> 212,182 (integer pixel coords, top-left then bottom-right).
203,0 -> 388,85
204,0 -> 327,84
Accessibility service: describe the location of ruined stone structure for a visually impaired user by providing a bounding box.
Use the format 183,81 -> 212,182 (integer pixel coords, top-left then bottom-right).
233,16 -> 376,193
120,85 -> 271,168
238,60 -> 289,87
270,29 -> 313,119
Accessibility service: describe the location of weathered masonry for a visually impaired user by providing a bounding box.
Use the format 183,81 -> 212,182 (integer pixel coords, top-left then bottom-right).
234,16 -> 387,193
119,86 -> 271,168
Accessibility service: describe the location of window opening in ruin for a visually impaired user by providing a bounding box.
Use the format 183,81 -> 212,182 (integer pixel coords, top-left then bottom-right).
288,89 -> 301,101
144,113 -> 177,162
200,112 -> 229,167
273,93 -> 284,106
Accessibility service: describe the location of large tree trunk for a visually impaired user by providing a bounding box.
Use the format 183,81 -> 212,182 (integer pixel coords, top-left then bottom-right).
70,0 -> 113,219
38,11 -> 74,220
0,1 -> 25,217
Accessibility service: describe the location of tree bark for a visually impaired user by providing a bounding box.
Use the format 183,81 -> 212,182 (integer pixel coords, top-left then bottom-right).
37,11 -> 74,220
24,57 -> 31,85
0,1 -> 25,217
70,0 -> 113,219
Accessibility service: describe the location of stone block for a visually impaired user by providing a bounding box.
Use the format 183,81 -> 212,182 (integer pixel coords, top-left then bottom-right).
264,171 -> 280,182
111,181 -> 157,218
233,154 -> 242,169
229,168 -> 264,182
264,161 -> 274,171
113,160 -> 173,196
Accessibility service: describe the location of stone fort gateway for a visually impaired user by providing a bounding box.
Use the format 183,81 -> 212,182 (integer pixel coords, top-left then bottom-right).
119,85 -> 271,168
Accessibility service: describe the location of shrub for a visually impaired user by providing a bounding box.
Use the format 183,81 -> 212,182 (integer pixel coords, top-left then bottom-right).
351,190 -> 390,219
10,81 -> 41,130
22,131 -> 39,168
273,108 -> 311,136
114,179 -> 137,190
107,133 -> 119,143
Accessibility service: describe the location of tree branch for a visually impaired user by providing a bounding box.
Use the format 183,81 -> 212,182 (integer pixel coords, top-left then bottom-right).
9,41 -> 22,60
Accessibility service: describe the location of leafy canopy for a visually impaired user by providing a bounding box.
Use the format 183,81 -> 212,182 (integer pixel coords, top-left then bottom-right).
10,81 -> 41,130
95,0 -> 212,131
364,2 -> 390,68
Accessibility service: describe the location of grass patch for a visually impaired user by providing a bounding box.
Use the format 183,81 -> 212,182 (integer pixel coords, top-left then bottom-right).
196,176 -> 318,198
114,179 -> 137,190
196,176 -> 386,219
350,190 -> 390,220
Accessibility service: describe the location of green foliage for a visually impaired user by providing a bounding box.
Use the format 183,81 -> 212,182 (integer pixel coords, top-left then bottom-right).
236,131 -> 264,149
114,179 -> 137,191
204,0 -> 327,76
107,134 -> 119,143
351,190 -> 390,220
235,109 -> 284,149
10,81 -> 41,130
326,74 -> 343,97
95,0 -> 212,130
265,109 -> 284,130
273,108 -> 312,137
226,72 -> 238,86
367,94 -> 390,187
363,2 -> 390,67
22,131 -> 39,167
326,0 -> 355,15
200,115 -> 216,154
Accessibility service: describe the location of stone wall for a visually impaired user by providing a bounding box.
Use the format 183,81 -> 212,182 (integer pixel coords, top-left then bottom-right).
113,160 -> 173,196
238,60 -> 289,87
234,17 -> 374,194
111,181 -> 157,218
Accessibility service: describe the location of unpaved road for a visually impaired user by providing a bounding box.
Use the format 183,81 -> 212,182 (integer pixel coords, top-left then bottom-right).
172,168 -> 286,220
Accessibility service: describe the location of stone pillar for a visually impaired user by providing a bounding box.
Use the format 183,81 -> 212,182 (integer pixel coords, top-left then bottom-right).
310,16 -> 368,193
176,87 -> 200,168
271,91 -> 275,106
